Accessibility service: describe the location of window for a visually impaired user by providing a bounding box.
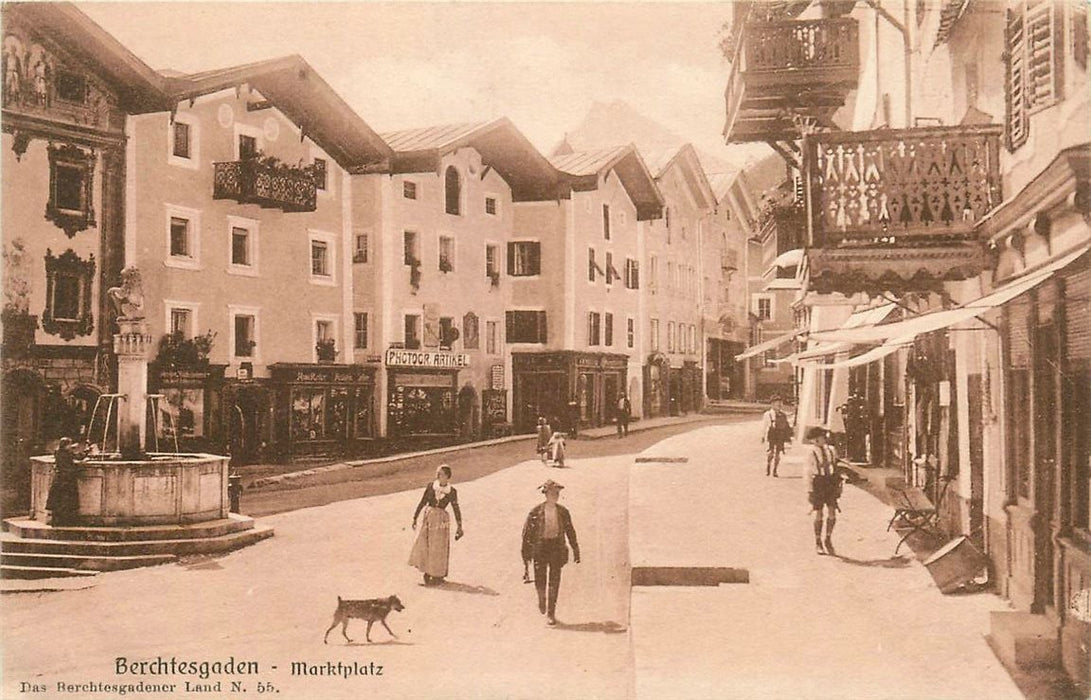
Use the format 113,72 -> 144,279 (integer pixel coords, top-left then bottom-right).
651,318 -> 660,351
439,236 -> 454,272
315,319 -> 333,341
604,312 -> 613,347
404,314 -> 421,349
445,166 -> 461,215
46,144 -> 95,237
55,71 -> 87,103
602,204 -> 611,240
170,308 -> 191,337
239,134 -> 258,161
1005,0 -> 1062,150
666,262 -> 674,291
588,312 -> 602,346
354,233 -> 369,264
164,205 -> 200,269
170,217 -> 190,257
49,272 -> 80,320
667,321 -> 675,352
665,207 -> 672,244
605,251 -> 615,285
485,244 -> 499,278
404,231 -> 419,265
172,122 -> 191,159
588,248 -> 603,282
506,310 -> 547,344
486,320 -> 498,354
650,256 -> 658,292
226,217 -> 258,275
234,314 -> 255,357
403,181 -> 417,200
312,157 -> 328,191
311,240 -> 329,277
627,318 -> 635,348
485,197 -> 497,215
354,312 -> 368,349
625,258 -> 640,289
439,317 -> 457,350
756,296 -> 772,321
508,241 -> 540,276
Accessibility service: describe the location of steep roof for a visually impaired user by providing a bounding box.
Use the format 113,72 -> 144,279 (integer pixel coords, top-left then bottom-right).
377,118 -> 562,203
163,55 -> 392,171
549,145 -> 663,221
646,143 -> 716,211
6,2 -> 172,113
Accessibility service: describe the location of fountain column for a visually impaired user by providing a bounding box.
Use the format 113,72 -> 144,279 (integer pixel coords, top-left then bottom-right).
113,318 -> 152,458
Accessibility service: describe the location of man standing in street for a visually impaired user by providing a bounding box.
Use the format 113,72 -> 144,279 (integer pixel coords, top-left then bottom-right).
615,393 -> 631,438
760,395 -> 792,477
521,480 -> 580,626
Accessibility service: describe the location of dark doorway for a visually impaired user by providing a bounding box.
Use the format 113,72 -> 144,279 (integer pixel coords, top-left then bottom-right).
2,370 -> 45,516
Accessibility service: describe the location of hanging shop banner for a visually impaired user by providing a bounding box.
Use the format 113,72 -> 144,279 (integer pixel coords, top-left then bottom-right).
385,348 -> 470,369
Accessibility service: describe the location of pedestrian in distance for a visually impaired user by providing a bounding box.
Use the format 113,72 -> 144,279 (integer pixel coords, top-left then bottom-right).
409,464 -> 464,585
546,429 -> 567,468
46,437 -> 85,527
803,426 -> 844,556
760,395 -> 792,477
615,393 -> 631,438
536,416 -> 551,464
521,480 -> 580,626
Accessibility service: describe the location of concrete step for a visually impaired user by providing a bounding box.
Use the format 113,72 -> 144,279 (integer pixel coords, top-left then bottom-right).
989,611 -> 1062,670
1,551 -> 176,572
0,564 -> 99,580
2,514 -> 255,542
0,525 -> 274,558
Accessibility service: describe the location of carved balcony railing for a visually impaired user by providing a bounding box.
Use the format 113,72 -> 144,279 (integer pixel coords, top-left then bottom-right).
724,18 -> 859,144
758,203 -> 807,255
805,125 -> 1003,248
213,160 -> 317,213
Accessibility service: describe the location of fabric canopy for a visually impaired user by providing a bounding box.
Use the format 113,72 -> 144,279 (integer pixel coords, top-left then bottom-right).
735,329 -> 802,360
808,244 -> 1089,345
771,248 -> 804,269
795,303 -> 898,361
799,340 -> 910,370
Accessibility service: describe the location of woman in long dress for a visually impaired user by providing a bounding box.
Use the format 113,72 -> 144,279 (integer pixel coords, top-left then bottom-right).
409,465 -> 463,585
46,437 -> 82,526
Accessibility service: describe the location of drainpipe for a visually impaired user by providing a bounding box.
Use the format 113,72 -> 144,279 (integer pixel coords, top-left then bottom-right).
864,0 -> 913,127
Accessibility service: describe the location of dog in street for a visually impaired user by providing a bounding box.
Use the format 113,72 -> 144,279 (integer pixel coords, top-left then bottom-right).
323,595 -> 405,644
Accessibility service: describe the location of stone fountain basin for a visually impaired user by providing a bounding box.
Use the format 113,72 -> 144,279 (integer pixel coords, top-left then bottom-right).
30,453 -> 230,526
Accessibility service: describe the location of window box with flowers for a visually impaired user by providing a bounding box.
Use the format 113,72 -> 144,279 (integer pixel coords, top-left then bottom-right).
213,152 -> 318,212
316,337 -> 338,363
488,270 -> 501,288
155,330 -> 216,368
408,257 -> 422,292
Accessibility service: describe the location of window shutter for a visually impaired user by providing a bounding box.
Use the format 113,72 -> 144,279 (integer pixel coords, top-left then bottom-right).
1006,4 -> 1030,151
1008,296 -> 1032,368
634,260 -> 640,289
1065,267 -> 1091,360
1006,0 -> 1062,152
507,243 -> 516,275
530,242 -> 541,275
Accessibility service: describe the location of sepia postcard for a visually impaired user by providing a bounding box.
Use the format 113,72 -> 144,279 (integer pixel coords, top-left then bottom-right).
1,1 -> 1089,698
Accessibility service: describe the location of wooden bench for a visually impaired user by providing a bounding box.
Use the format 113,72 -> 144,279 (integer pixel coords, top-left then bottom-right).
887,485 -> 938,555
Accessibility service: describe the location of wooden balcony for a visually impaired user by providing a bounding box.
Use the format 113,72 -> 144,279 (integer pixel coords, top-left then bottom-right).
803,125 -> 1003,295
724,18 -> 859,144
213,160 -> 317,213
805,125 -> 1003,247
759,203 -> 807,255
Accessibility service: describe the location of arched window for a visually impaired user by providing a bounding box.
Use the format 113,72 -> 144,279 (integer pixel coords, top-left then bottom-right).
444,166 -> 461,215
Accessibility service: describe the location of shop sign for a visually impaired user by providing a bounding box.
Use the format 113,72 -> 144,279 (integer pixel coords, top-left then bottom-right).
293,368 -> 359,384
385,348 -> 469,369
157,369 -> 210,387
491,364 -> 504,390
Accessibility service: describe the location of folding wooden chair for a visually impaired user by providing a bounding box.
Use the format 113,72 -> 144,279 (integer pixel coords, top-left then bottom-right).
887,485 -> 938,554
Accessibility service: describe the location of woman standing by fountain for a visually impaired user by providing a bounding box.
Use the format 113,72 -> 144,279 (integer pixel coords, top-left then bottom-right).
409,465 -> 463,585
46,438 -> 84,526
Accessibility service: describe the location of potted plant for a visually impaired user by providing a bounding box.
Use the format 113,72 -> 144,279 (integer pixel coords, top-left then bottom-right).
488,270 -> 501,287
156,330 -> 216,367
439,257 -> 453,273
2,238 -> 37,356
316,337 -> 337,362
408,256 -> 422,292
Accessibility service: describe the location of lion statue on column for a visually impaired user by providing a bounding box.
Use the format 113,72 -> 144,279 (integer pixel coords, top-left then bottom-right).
107,266 -> 145,321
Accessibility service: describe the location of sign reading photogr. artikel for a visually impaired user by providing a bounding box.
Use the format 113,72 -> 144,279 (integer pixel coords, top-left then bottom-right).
384,348 -> 470,369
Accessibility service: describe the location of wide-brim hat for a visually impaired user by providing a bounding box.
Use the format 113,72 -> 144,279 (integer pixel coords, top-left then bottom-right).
803,426 -> 828,441
539,479 -> 564,492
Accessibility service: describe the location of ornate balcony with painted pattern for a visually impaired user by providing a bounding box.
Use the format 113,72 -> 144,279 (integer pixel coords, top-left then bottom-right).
213,159 -> 317,213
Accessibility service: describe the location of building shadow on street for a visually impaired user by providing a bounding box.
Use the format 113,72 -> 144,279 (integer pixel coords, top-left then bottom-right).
552,620 -> 627,634
831,553 -> 912,568
344,638 -> 415,647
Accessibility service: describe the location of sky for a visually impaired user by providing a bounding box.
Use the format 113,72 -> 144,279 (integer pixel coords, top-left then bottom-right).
79,1 -> 762,166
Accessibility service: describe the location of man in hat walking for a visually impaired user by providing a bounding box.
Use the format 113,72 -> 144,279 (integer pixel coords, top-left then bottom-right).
521,480 -> 580,625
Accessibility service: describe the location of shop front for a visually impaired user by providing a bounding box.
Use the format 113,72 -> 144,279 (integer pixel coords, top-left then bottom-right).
384,348 -> 468,439
512,351 -> 627,433
269,363 -> 375,459
148,363 -> 228,454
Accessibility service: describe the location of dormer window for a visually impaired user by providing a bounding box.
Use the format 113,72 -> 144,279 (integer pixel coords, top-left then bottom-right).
445,166 -> 461,215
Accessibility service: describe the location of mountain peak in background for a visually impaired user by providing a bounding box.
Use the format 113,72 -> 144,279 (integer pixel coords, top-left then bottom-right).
556,99 -> 760,176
